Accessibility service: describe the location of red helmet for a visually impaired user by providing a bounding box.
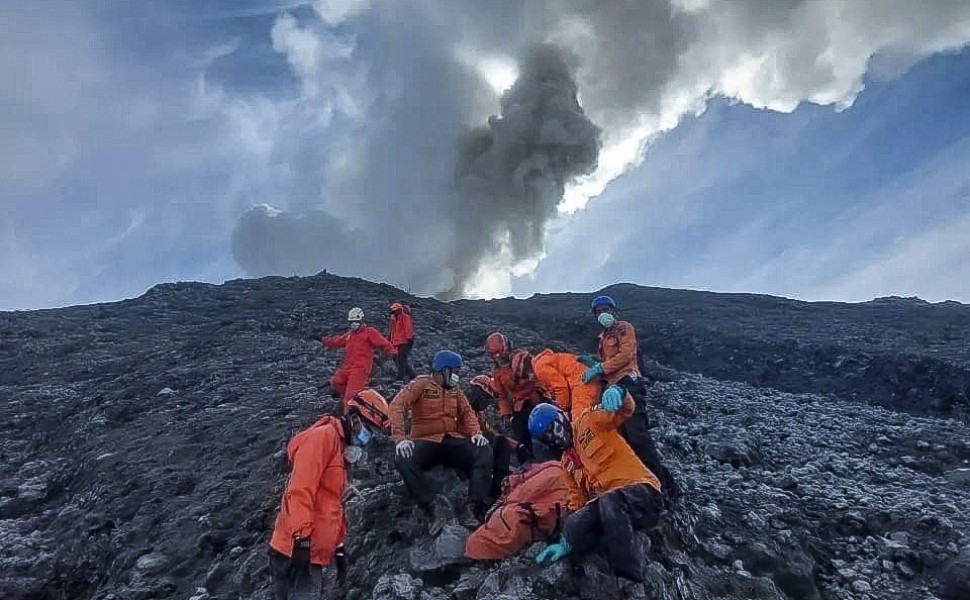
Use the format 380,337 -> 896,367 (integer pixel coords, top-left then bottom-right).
346,389 -> 390,433
485,332 -> 510,358
510,349 -> 532,381
469,374 -> 496,399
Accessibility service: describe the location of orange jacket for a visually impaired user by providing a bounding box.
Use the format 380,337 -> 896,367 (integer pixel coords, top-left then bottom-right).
531,349 -> 600,420
560,394 -> 661,510
388,311 -> 414,346
323,325 -> 396,371
465,461 -> 568,560
269,416 -> 347,565
597,320 -> 641,384
492,364 -> 541,417
389,375 -> 482,443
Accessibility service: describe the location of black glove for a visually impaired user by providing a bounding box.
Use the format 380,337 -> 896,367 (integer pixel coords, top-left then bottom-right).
334,544 -> 348,586
290,537 -> 311,574
515,444 -> 533,465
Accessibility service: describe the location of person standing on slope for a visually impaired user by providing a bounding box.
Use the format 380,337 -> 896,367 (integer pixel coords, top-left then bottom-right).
390,351 -> 493,534
581,295 -> 679,499
486,333 -> 542,459
268,390 -> 391,600
321,307 -> 396,409
388,302 -> 417,382
527,395 -> 666,584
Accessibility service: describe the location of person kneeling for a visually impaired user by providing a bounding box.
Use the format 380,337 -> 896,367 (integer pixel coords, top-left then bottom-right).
389,350 -> 493,535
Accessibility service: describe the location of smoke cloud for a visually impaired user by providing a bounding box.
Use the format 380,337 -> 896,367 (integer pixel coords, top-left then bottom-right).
227,0 -> 970,298
446,45 -> 601,298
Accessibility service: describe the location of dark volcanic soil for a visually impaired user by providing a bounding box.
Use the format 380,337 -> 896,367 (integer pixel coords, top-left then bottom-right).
1,273 -> 968,600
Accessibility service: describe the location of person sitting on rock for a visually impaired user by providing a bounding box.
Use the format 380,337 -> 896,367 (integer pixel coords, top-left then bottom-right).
268,389 -> 391,600
389,350 -> 493,535
387,302 -> 416,382
465,374 -> 528,496
581,295 -> 679,499
486,332 -> 542,458
514,348 -> 600,422
464,460 -> 569,561
527,392 -> 666,583
321,307 -> 397,409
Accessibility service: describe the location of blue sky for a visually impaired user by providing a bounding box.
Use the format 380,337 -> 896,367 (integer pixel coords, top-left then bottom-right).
2,0 -> 970,310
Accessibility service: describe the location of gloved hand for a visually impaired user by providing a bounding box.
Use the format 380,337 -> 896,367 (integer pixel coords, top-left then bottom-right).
578,353 -> 599,367
581,363 -> 604,384
601,385 -> 623,412
395,439 -> 414,459
471,434 -> 489,447
515,444 -> 533,465
334,544 -> 348,586
535,537 -> 572,565
290,537 -> 311,573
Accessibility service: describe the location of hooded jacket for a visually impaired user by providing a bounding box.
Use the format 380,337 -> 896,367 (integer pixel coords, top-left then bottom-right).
269,416 -> 347,565
388,310 -> 414,346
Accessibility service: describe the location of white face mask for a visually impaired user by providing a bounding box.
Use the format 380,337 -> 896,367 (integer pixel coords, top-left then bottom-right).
349,321 -> 361,331
597,312 -> 616,328
447,372 -> 460,388
344,445 -> 363,464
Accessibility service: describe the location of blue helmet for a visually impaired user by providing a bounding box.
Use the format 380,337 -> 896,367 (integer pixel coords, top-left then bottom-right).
431,350 -> 463,372
591,295 -> 617,313
528,402 -> 565,439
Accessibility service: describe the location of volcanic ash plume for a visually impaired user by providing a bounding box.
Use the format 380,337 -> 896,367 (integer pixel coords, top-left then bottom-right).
445,44 -> 601,298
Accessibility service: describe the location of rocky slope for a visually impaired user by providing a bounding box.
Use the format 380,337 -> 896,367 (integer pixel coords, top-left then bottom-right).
1,273 -> 968,600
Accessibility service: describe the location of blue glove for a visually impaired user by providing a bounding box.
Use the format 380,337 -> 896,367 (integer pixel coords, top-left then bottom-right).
601,385 -> 623,412
581,363 -> 603,384
535,537 -> 572,565
577,354 -> 599,367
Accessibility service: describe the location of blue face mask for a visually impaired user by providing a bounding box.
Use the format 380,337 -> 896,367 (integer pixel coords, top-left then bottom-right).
354,426 -> 372,446
597,312 -> 615,328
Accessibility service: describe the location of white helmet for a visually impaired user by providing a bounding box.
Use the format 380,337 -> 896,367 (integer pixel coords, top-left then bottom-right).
348,307 -> 365,322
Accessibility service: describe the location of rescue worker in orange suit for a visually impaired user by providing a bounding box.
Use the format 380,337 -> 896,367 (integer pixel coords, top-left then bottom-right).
581,295 -> 679,499
486,333 -> 541,458
464,460 -> 569,561
268,389 -> 391,600
464,374 -> 527,497
390,351 -> 493,534
515,349 -> 599,422
321,307 -> 397,409
387,302 -> 416,382
527,389 -> 666,583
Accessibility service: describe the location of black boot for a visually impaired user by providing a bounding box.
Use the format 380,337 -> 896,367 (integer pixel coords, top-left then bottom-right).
422,502 -> 447,537
458,502 -> 484,530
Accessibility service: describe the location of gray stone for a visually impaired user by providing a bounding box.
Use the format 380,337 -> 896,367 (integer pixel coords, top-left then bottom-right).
372,573 -> 423,600
409,525 -> 472,573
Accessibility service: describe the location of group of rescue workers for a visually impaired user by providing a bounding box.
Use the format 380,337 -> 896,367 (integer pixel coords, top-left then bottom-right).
267,295 -> 679,599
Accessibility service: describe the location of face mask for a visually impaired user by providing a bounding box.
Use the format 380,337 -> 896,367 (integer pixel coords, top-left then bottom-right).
445,372 -> 460,389
349,322 -> 361,331
343,445 -> 363,464
597,312 -> 615,328
354,426 -> 372,446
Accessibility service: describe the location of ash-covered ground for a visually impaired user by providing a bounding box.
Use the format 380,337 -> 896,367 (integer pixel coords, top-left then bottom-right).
1,273 -> 968,600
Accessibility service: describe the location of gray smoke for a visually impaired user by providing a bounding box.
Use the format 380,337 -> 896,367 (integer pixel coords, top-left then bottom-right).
446,45 -> 601,298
